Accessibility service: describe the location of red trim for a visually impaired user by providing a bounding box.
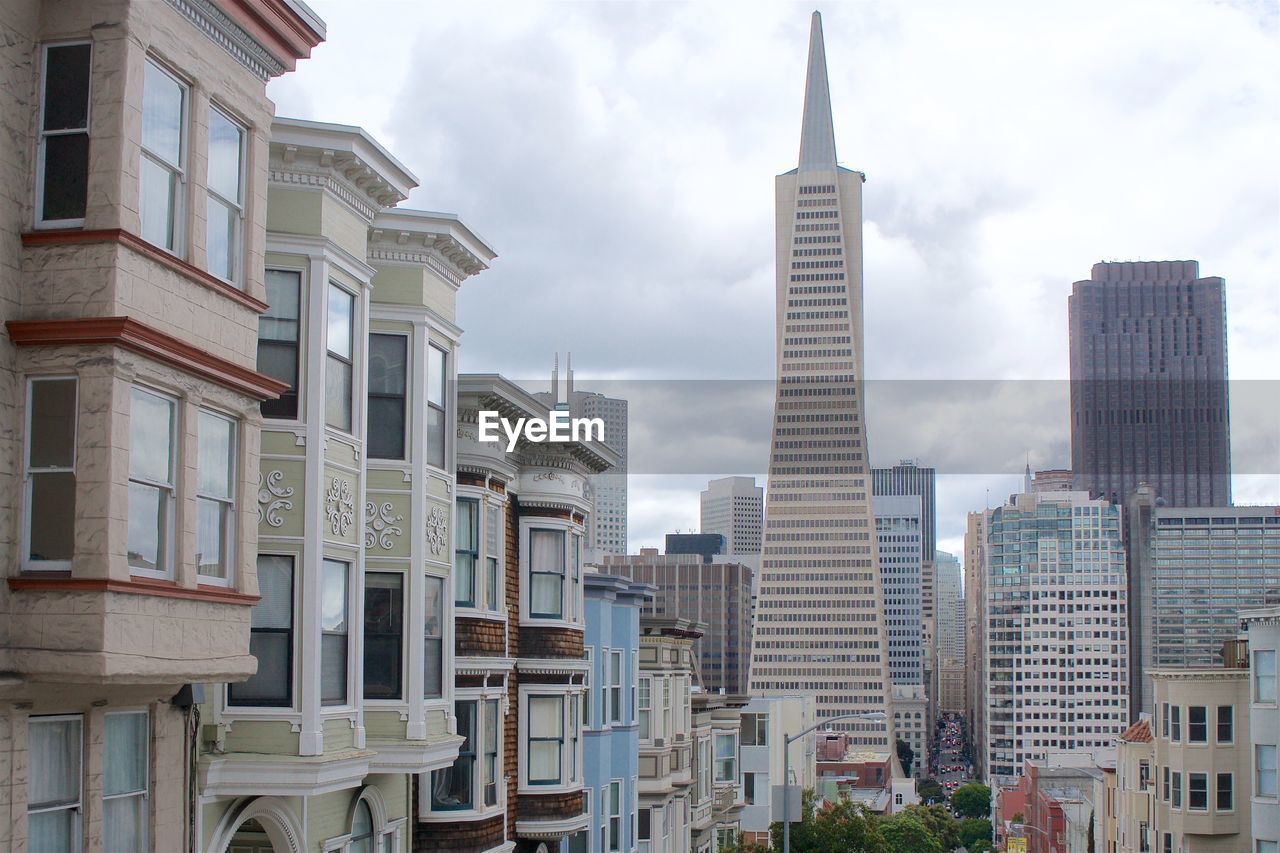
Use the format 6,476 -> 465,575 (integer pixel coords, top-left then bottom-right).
8,575 -> 260,606
6,316 -> 289,401
22,229 -> 269,313
214,0 -> 324,72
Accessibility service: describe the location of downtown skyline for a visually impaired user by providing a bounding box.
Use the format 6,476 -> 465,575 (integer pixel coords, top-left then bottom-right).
265,1 -> 1280,558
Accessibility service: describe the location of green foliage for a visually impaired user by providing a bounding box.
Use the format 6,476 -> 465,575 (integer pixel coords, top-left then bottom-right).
718,840 -> 770,853
902,804 -> 959,850
959,817 -> 993,849
1011,811 -> 1025,824
949,782 -> 992,819
879,812 -> 943,853
968,840 -> 996,853
769,790 -> 890,852
897,738 -> 915,775
917,779 -> 945,804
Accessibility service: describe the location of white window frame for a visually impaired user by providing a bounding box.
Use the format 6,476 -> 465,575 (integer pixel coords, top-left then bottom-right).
35,41 -> 91,229
638,676 -> 652,743
1256,649 -> 1277,704
21,376 -> 77,571
609,649 -> 624,725
607,779 -> 623,852
518,684 -> 584,793
27,714 -> 83,853
195,407 -> 237,585
127,385 -> 178,579
258,265 -> 306,422
139,56 -> 188,255
483,499 -> 504,613
1259,744 -> 1278,799
425,343 -> 448,471
102,710 -> 149,851
324,282 -> 356,433
714,731 -> 737,785
320,558 -> 351,707
454,495 -> 480,609
204,103 -> 245,284
583,647 -> 594,730
228,552 -> 296,709
519,517 -> 585,629
420,687 -> 505,821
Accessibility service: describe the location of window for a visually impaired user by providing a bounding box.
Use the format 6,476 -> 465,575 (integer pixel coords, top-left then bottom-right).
1216,773 -> 1233,811
195,409 -> 236,582
1217,705 -> 1233,743
127,387 -> 176,576
742,713 -> 768,746
363,572 -> 403,700
1259,842 -> 1278,853
103,712 -> 148,851
205,107 -> 243,282
529,528 -> 565,619
1139,759 -> 1150,790
1171,771 -> 1182,808
349,799 -> 374,853
638,677 -> 651,740
1161,702 -> 1169,738
258,269 -> 301,419
424,575 -> 444,699
24,377 -> 77,568
432,701 -> 476,810
714,733 -> 736,783
638,808 -> 651,842
27,716 -> 82,852
1188,772 -> 1207,810
1139,822 -> 1149,852
455,498 -> 478,607
1259,744 -> 1278,797
229,555 -> 292,706
609,650 -> 623,724
1162,766 -> 1170,801
1258,650 -> 1277,702
717,828 -> 738,849
140,58 -> 186,252
1188,706 -> 1207,743
325,284 -> 355,431
528,695 -> 564,785
607,780 -> 622,852
483,698 -> 499,806
485,503 -> 501,611
1170,705 -> 1181,742
426,344 -> 447,468
571,533 -> 582,622
367,334 -> 407,459
583,648 -> 593,728
1163,834 -> 1171,853
320,559 -> 348,706
36,43 -> 91,225
744,771 -> 757,805
697,737 -> 712,802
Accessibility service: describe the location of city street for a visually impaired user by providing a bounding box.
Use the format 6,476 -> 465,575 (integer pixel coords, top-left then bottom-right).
933,713 -> 974,806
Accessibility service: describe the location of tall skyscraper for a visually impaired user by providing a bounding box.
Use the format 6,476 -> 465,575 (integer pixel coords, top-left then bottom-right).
1124,484 -> 1280,718
1069,260 -> 1231,507
535,354 -> 629,555
701,476 -> 764,555
983,489 -> 1129,787
963,510 -> 989,779
935,550 -> 965,713
874,495 -> 924,686
748,12 -> 895,747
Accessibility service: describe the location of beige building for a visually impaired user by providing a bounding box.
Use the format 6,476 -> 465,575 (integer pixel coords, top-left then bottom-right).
964,509 -> 988,780
1115,718 -> 1155,853
0,1 -> 321,851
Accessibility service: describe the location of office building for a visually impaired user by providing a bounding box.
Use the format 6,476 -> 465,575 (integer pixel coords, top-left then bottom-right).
873,460 -> 938,621
1069,260 -> 1231,507
984,489 -> 1129,787
965,509 -> 990,779
936,549 -> 966,713
666,532 -> 727,562
701,476 -> 764,556
605,549 -> 753,695
0,2 -> 321,851
874,495 -> 924,686
748,11 -> 895,749
891,684 -> 928,779
1125,485 -> 1280,717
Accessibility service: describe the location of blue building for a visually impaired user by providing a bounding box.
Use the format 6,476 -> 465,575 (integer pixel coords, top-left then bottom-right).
567,573 -> 652,852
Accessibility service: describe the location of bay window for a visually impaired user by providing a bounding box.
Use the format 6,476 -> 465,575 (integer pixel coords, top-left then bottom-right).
427,696 -> 501,816
483,698 -> 499,806
363,572 -> 403,700
195,409 -> 236,582
521,687 -> 584,791
714,732 -> 737,783
424,575 -> 444,699
205,106 -> 244,283
24,377 -> 77,569
103,711 -> 148,851
367,333 -> 407,459
229,555 -> 293,706
455,498 -> 478,607
320,559 -> 349,705
140,58 -> 186,252
36,42 -> 91,226
27,716 -> 82,852
127,387 -> 176,577
257,269 -> 301,419
638,677 -> 651,741
609,649 -> 623,724
426,344 -> 446,468
529,528 -> 565,619
528,695 -> 564,786
325,284 -> 354,432
485,503 -> 501,611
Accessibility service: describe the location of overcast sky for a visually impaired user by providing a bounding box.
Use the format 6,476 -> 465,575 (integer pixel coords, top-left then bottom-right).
268,0 -> 1280,559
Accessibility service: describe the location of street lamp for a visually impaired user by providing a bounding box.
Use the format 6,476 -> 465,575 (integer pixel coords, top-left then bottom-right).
781,710 -> 887,853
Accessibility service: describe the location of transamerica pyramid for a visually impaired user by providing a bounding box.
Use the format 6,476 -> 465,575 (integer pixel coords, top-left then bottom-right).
747,11 -> 895,748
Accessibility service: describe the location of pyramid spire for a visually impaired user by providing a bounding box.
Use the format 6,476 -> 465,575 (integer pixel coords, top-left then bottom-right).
798,10 -> 838,172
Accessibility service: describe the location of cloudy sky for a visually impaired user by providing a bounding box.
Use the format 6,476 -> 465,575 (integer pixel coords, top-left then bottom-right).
268,0 -> 1280,558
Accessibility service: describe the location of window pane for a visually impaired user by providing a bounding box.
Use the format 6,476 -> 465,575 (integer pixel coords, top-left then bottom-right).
43,44 -> 91,131
28,717 -> 80,807
206,195 -> 235,281
426,403 -> 445,468
41,133 -> 89,222
126,481 -> 166,571
139,154 -> 176,248
327,285 -> 353,359
142,60 -> 183,165
368,334 -> 406,395
531,530 -> 564,573
325,355 -> 352,432
366,396 -> 406,460
531,574 -> 562,618
235,633 -> 290,705
206,108 -> 242,201
129,388 -> 173,482
321,633 -> 348,705
427,345 -> 445,406
260,270 -> 301,340
29,379 -> 76,468
425,575 -> 444,698
363,572 -> 403,700
195,497 -> 229,578
28,811 -> 75,852
253,555 -> 294,628
29,472 -> 75,562
530,696 -> 562,737
321,560 -> 347,631
104,713 -> 147,795
197,410 -> 234,498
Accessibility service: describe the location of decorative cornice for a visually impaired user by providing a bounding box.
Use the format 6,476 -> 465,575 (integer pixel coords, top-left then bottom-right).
165,0 -> 285,80
366,245 -> 466,287
515,658 -> 590,677
6,316 -> 289,401
455,656 -> 517,676
21,228 -> 270,313
269,168 -> 383,222
8,575 -> 259,606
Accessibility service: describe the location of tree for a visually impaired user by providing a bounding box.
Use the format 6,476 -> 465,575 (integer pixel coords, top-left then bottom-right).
768,790 -> 891,853
950,782 -> 992,819
879,812 -> 943,853
968,840 -> 996,853
917,779 -> 945,805
959,817 -> 993,850
897,738 -> 915,776
902,804 -> 959,851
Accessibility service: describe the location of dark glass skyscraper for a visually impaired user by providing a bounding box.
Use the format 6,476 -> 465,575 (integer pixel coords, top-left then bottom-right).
1069,260 -> 1231,506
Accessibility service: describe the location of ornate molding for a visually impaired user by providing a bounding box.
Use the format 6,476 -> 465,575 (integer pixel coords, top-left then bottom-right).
366,245 -> 467,286
325,477 -> 355,537
164,0 -> 286,80
426,505 -> 448,555
257,470 -> 295,528
268,168 -> 384,223
364,501 -> 403,550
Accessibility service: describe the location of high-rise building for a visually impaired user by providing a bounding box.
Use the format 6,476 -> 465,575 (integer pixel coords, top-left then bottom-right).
1069,260 -> 1231,507
964,510 -> 990,779
874,495 -> 924,686
983,489 -> 1129,787
748,11 -> 895,748
935,550 -> 965,713
701,476 -> 764,555
666,532 -> 728,562
606,549 -> 754,695
1124,485 -> 1280,718
536,355 -> 629,556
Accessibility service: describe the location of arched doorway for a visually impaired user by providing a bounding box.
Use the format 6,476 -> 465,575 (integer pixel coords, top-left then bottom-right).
207,797 -> 304,853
